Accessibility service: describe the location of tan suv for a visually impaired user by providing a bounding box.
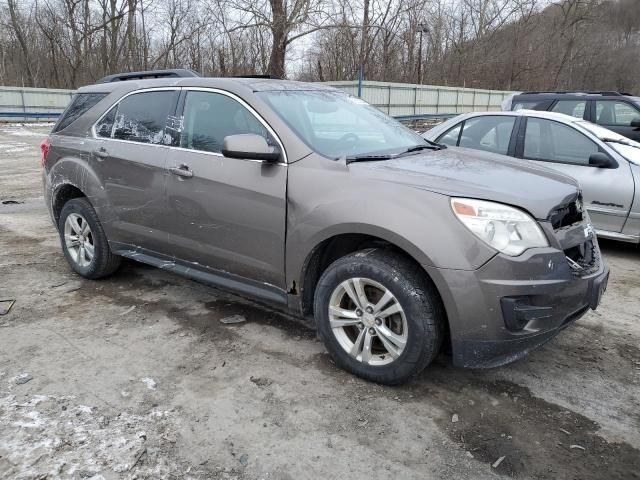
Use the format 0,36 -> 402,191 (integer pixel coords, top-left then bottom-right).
42,70 -> 609,384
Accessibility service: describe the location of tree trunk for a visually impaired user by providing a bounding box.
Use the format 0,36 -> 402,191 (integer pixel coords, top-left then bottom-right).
268,0 -> 287,78
126,0 -> 137,69
358,0 -> 370,76
7,0 -> 35,86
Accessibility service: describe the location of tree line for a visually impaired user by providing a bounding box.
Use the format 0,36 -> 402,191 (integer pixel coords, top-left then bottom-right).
1,0 -> 638,94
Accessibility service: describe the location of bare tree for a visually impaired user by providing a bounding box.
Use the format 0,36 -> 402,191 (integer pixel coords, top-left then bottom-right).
0,0 -> 637,94
6,0 -> 35,86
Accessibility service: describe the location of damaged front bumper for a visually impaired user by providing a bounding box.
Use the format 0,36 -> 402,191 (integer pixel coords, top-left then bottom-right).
425,240 -> 609,369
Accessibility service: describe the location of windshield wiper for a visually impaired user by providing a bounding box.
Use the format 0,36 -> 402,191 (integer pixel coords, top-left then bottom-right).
603,137 -> 635,146
345,142 -> 447,164
345,154 -> 394,164
401,143 -> 446,154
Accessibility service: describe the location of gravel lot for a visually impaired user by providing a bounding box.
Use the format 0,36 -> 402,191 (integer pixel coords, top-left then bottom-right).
1,124 -> 639,480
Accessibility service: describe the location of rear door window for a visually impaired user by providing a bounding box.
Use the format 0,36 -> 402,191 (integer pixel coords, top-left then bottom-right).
523,118 -> 599,165
179,91 -> 274,154
512,101 -> 541,111
111,91 -> 176,144
53,93 -> 106,133
551,100 -> 587,119
595,100 -> 640,126
457,116 -> 516,155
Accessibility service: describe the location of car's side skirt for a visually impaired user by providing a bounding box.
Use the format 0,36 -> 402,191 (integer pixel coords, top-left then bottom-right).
110,242 -> 289,306
595,230 -> 640,243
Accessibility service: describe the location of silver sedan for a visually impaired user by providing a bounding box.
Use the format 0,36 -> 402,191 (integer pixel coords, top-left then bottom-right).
423,110 -> 640,243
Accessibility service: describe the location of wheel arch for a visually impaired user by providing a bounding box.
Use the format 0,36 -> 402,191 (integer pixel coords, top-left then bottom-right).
296,228 -> 448,326
51,183 -> 92,227
297,231 -> 452,360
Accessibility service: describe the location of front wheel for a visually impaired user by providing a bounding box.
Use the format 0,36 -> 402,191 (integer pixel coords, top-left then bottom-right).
314,249 -> 444,385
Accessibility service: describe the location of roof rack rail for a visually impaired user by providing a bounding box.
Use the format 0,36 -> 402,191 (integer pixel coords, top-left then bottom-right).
520,90 -> 625,96
97,68 -> 200,83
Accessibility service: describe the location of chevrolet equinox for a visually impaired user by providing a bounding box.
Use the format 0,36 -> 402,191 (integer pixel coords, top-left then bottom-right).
42,70 -> 609,384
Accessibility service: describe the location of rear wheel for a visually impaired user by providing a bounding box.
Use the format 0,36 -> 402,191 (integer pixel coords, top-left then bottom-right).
314,249 -> 444,385
58,198 -> 121,279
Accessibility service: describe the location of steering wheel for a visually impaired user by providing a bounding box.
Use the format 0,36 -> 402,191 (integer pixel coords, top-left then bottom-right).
339,132 -> 359,151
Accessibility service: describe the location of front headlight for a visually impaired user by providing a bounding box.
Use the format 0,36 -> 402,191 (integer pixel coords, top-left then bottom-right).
451,198 -> 549,256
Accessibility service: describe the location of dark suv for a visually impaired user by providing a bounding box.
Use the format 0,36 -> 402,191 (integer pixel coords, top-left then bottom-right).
42,70 -> 609,384
504,91 -> 640,141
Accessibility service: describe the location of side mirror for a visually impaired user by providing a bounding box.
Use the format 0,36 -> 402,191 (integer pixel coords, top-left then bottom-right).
221,134 -> 281,162
589,152 -> 615,168
630,117 -> 640,129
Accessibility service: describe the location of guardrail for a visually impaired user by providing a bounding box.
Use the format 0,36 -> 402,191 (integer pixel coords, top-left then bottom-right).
1,112 -> 61,119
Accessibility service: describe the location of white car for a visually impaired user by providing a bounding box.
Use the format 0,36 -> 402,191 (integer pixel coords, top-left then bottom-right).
423,110 -> 640,243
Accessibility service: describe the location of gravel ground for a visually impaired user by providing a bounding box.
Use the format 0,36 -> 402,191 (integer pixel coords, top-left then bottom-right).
1,124 -> 639,480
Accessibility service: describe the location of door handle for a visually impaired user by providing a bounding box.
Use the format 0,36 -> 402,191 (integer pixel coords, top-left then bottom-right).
93,147 -> 109,158
169,164 -> 194,178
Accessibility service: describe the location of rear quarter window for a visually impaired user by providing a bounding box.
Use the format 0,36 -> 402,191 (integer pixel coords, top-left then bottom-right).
53,93 -> 106,133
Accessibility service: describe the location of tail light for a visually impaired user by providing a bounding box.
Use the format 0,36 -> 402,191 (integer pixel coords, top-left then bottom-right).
40,137 -> 51,167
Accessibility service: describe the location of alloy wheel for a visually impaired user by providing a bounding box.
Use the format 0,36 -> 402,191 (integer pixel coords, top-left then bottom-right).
64,213 -> 95,267
328,277 -> 408,366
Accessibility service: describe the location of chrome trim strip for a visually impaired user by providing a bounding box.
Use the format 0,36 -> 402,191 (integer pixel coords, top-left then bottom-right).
91,85 -> 288,165
166,145 -> 286,166
587,205 -> 628,217
595,229 -> 640,243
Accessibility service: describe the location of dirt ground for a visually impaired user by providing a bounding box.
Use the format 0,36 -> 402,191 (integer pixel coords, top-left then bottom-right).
1,123 -> 639,480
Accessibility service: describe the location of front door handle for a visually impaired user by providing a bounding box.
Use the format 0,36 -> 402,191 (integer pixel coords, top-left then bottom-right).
93,147 -> 109,158
169,164 -> 194,178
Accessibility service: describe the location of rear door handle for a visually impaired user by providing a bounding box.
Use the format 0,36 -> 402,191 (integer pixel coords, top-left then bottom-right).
93,147 -> 109,158
169,164 -> 194,178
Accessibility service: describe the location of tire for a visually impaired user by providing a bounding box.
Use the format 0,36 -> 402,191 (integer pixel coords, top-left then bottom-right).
314,248 -> 444,385
58,197 -> 121,279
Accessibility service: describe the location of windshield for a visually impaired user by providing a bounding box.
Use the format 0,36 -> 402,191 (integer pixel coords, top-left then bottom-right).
576,121 -> 629,142
576,121 -> 640,165
257,90 -> 428,159
609,143 -> 640,165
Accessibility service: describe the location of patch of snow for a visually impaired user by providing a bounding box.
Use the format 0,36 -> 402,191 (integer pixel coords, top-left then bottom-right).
0,141 -> 29,149
0,392 -> 183,477
5,147 -> 30,153
0,127 -> 46,137
141,377 -> 157,390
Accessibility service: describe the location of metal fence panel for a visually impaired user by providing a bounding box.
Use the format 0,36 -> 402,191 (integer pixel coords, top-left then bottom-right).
0,86 -> 74,121
325,81 -> 513,115
0,81 -> 514,122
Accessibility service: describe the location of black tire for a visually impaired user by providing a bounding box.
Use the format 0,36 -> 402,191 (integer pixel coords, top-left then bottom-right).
314,248 -> 444,385
58,197 -> 121,279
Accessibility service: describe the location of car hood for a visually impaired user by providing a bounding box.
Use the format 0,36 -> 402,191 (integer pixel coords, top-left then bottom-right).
352,147 -> 579,220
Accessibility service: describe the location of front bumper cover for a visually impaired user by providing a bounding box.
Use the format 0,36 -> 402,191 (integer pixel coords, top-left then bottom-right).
425,245 -> 609,369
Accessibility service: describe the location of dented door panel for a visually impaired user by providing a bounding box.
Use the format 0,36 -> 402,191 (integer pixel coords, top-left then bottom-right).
165,149 -> 288,288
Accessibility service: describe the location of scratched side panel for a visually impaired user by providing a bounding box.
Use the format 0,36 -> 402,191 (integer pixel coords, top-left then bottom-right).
93,140 -> 170,254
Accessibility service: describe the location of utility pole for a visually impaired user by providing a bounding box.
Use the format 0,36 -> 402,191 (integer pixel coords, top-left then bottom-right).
417,23 -> 430,85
